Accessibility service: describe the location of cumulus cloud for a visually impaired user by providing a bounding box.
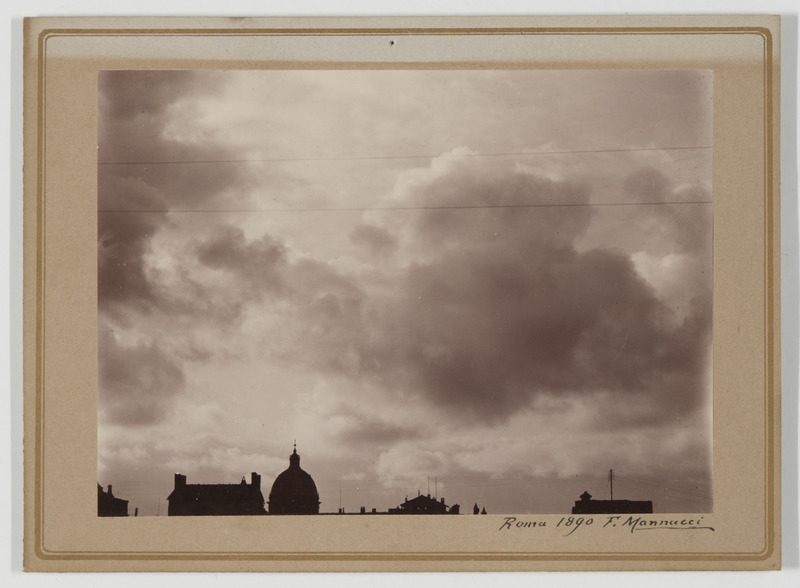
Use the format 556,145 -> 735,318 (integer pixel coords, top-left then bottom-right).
195,225 -> 288,295
349,222 -> 397,258
97,175 -> 168,317
622,166 -> 713,255
98,328 -> 186,425
97,71 -> 274,430
97,71 -> 287,319
275,155 -> 712,428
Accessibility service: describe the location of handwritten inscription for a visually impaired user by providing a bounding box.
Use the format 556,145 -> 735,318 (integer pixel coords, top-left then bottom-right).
499,517 -> 548,530
499,515 -> 714,536
607,515 -> 714,533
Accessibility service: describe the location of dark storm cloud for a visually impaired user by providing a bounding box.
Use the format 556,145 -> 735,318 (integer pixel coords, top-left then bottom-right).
98,71 -> 268,318
98,329 -> 186,426
97,174 -> 168,317
350,223 -> 397,257
338,415 -> 421,446
195,224 -> 288,295
97,71 -> 280,432
188,223 -> 369,360
98,71 -> 226,165
369,245 -> 708,424
307,157 -> 712,427
623,166 -> 674,203
194,223 -> 362,302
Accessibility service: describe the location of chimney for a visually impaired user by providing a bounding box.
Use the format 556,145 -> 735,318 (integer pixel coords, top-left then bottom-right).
174,473 -> 186,489
107,485 -> 113,496
251,472 -> 261,491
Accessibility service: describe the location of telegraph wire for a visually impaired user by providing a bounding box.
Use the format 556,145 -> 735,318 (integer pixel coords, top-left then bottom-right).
98,200 -> 712,213
97,145 -> 713,167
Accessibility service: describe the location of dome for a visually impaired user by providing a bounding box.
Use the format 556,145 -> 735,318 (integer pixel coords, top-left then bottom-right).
268,447 -> 320,515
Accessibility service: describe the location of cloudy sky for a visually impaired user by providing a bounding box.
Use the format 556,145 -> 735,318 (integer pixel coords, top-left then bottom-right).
97,69 -> 713,516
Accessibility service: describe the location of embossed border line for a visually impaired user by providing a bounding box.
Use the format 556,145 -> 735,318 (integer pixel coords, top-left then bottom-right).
33,25 -> 777,564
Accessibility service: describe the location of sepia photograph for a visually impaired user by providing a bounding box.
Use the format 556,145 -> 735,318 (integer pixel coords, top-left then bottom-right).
96,68 -> 714,519
23,14 -> 782,572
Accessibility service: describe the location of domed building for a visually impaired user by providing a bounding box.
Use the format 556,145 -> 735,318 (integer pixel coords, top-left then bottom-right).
268,445 -> 320,515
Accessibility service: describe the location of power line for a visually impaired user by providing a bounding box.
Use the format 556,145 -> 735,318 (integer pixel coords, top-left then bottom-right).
97,145 -> 713,166
97,200 -> 712,214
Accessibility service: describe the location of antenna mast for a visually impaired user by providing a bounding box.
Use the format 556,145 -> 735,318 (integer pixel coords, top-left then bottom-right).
609,468 -> 615,500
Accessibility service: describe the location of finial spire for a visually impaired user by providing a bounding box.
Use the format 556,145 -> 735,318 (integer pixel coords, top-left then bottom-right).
289,441 -> 300,467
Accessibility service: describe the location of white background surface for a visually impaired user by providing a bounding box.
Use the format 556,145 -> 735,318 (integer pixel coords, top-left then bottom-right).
3,1 -> 798,586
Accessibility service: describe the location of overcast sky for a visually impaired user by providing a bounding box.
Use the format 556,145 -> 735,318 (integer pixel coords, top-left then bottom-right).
97,69 -> 713,516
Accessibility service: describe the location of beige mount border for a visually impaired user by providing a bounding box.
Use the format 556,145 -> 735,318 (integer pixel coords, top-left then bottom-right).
23,15 -> 780,571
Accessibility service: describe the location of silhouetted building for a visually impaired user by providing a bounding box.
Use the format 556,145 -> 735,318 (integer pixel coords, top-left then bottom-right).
388,491 -> 460,514
167,472 -> 266,516
98,483 -> 128,517
571,491 -> 653,515
268,447 -> 320,515
472,503 -> 488,515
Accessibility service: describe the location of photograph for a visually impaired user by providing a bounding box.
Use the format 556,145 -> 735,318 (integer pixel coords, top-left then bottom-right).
96,68 -> 714,519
